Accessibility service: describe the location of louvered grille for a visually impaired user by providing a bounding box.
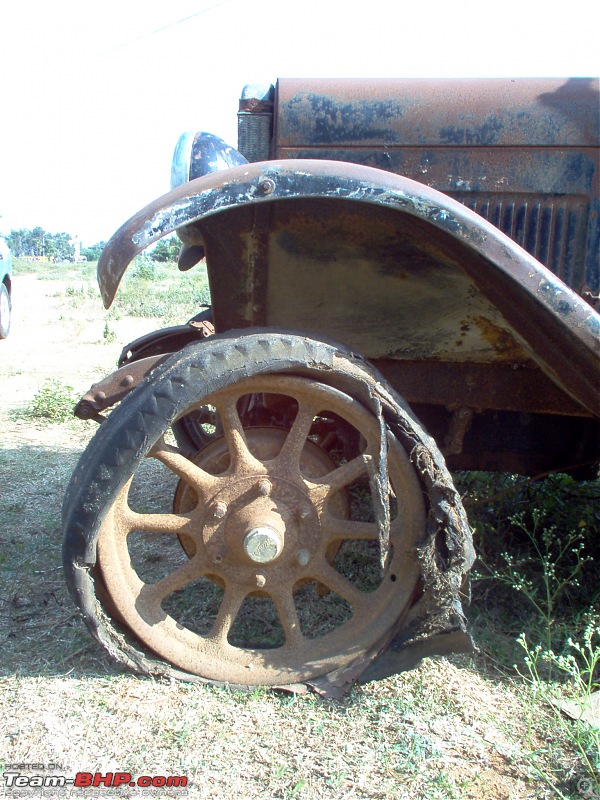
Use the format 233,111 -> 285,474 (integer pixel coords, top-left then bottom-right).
451,193 -> 589,293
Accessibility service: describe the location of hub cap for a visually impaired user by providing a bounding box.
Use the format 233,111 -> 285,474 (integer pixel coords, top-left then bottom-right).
244,527 -> 283,563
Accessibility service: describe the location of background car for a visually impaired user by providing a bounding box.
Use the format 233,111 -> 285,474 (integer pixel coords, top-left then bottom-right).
0,238 -> 12,339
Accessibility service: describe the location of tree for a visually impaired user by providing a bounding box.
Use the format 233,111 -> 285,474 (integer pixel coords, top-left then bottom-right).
6,229 -> 29,257
32,227 -> 45,255
51,232 -> 75,261
6,228 -> 75,260
151,235 -> 180,263
81,241 -> 106,262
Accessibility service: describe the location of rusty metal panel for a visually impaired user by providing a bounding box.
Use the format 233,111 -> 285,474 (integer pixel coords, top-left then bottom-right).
371,360 -> 590,417
454,192 -> 591,294
275,148 -> 598,300
273,78 -> 600,301
263,198 -> 533,364
274,78 -> 599,148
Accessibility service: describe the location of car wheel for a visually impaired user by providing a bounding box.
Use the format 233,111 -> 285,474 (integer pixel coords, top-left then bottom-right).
62,330 -> 472,692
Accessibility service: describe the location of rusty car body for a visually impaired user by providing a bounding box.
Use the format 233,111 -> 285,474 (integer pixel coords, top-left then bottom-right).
62,78 -> 600,696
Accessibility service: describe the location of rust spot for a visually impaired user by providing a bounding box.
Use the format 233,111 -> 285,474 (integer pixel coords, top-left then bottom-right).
472,316 -> 525,358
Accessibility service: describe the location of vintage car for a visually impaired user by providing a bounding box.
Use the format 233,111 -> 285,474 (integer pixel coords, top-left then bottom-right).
63,78 -> 599,696
0,237 -> 12,338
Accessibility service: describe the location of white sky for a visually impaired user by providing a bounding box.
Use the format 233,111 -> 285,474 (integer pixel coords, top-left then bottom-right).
1,0 -> 599,245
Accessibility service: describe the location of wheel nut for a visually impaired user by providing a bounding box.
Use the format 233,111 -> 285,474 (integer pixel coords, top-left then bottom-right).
256,574 -> 266,588
256,478 -> 272,497
212,501 -> 228,519
296,549 -> 310,566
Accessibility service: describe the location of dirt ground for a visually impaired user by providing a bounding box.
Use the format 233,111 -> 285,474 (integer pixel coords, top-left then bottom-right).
1,274 -> 155,416
0,272 -> 576,800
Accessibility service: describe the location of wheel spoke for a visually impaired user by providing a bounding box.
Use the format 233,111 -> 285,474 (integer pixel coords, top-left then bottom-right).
275,402 -> 318,471
207,584 -> 248,643
312,562 -> 364,609
272,588 -> 304,646
122,510 -> 197,536
322,516 -> 379,543
149,438 -> 219,498
141,558 -> 204,611
113,481 -> 198,539
110,480 -> 134,538
214,395 -> 264,473
313,452 -> 372,497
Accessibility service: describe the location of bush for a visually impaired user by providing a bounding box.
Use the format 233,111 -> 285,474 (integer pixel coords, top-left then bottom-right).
112,260 -> 210,324
30,382 -> 78,423
458,472 -> 600,659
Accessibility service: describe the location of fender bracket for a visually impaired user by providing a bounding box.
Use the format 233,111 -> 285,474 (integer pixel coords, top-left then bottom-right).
74,354 -> 170,421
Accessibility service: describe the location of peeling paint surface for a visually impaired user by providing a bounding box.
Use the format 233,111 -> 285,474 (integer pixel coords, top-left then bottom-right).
276,78 -> 599,148
98,158 -> 599,418
273,78 -> 599,301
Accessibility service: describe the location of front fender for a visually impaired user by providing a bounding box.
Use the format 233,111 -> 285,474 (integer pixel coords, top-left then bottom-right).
98,159 -> 600,416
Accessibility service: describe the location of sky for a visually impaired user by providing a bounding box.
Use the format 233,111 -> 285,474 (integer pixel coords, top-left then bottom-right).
1,0 -> 599,246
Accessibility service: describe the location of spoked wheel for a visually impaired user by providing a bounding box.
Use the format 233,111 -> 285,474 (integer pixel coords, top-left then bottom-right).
63,332 -> 471,691
96,374 -> 424,686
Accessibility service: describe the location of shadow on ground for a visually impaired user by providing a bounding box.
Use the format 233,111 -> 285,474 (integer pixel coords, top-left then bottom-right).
0,441 -> 123,678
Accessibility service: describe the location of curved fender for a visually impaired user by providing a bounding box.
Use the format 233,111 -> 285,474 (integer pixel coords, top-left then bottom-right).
98,159 -> 600,416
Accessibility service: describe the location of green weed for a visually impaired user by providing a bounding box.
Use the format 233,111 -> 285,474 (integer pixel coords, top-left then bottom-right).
29,381 -> 78,423
476,508 -> 593,653
13,257 -> 96,281
103,320 -> 116,343
459,472 -> 600,657
458,471 -> 600,795
518,621 -> 600,797
131,255 -> 157,280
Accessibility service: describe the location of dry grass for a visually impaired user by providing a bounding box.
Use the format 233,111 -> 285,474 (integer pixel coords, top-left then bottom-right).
0,266 -> 591,799
1,661 -> 551,800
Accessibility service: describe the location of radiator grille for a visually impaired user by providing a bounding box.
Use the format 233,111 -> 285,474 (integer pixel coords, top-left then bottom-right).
451,193 -> 589,293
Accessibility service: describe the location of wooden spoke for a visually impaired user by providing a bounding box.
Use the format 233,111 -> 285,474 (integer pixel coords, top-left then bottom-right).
123,510 -> 196,536
272,589 -> 304,646
314,453 -> 371,496
140,559 -> 204,610
312,562 -> 364,609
